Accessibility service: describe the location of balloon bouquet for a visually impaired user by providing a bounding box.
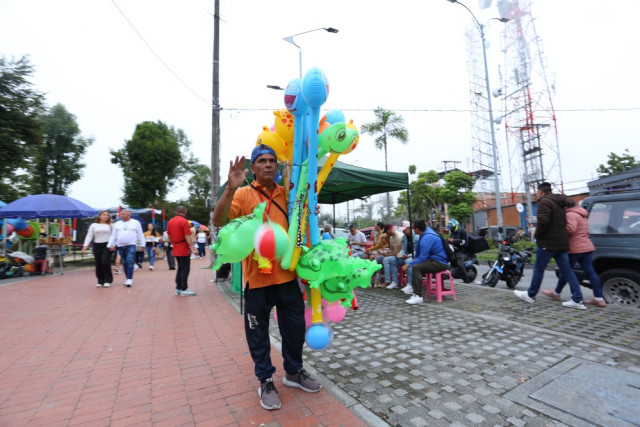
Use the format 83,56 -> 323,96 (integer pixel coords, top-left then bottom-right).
213,67 -> 381,351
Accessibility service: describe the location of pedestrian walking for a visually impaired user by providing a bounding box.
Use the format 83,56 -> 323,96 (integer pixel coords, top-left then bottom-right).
166,206 -> 198,296
81,210 -> 113,288
513,182 -> 587,309
107,209 -> 144,287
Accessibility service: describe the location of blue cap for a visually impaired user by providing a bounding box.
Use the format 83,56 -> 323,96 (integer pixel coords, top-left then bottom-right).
251,144 -> 277,164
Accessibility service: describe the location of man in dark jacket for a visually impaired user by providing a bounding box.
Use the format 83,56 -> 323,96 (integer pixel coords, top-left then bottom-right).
513,182 -> 586,309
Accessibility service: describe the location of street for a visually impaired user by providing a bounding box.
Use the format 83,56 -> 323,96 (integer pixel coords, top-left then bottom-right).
473,262 -> 595,301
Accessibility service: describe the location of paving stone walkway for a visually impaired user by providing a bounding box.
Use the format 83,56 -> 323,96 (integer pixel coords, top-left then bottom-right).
221,279 -> 640,426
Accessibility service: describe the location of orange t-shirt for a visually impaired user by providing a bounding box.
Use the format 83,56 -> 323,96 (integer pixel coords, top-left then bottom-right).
229,181 -> 296,289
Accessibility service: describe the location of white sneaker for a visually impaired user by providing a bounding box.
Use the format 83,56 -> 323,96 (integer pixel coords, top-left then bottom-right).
149,266 -> 154,271
96,283 -> 102,287
406,294 -> 423,305
386,282 -> 398,290
402,285 -> 414,295
124,279 -> 132,287
133,264 -> 139,271
180,289 -> 197,296
103,283 -> 111,288
514,290 -> 534,303
562,300 -> 587,310
114,268 -> 121,275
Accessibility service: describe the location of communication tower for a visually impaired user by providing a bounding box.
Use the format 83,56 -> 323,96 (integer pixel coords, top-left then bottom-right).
466,25 -> 501,213
496,0 -> 563,224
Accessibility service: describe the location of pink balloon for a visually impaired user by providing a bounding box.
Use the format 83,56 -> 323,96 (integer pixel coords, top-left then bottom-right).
324,301 -> 347,323
270,125 -> 276,132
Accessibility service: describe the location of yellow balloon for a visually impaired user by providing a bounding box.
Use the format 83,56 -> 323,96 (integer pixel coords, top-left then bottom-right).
255,126 -> 289,163
273,108 -> 294,146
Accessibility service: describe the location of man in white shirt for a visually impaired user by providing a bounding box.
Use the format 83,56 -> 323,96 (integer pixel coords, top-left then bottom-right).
347,224 -> 367,258
107,209 -> 145,287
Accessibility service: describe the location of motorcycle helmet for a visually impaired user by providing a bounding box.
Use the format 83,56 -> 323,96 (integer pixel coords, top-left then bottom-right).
446,218 -> 459,232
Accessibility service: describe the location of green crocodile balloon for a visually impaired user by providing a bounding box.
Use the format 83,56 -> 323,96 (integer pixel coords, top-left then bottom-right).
296,238 -> 382,304
321,262 -> 382,307
212,202 -> 266,270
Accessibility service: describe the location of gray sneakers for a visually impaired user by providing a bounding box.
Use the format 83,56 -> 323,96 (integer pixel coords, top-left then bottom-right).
180,289 -> 196,296
283,369 -> 322,393
258,378 -> 281,410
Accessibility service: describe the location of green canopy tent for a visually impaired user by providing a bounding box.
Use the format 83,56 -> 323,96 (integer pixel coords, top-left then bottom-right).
218,157 -> 411,225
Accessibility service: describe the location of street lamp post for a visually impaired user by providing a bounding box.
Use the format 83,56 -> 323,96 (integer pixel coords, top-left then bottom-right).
447,0 -> 507,229
283,27 -> 338,78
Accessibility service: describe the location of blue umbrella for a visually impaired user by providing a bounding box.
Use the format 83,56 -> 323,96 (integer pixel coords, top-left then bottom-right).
190,220 -> 201,229
0,194 -> 99,218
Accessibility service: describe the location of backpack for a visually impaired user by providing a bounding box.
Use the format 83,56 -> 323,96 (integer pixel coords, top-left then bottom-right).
427,230 -> 455,264
439,235 -> 455,264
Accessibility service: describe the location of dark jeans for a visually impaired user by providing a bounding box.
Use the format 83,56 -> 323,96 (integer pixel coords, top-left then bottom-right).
527,247 -> 584,303
243,279 -> 305,382
117,245 -> 136,280
555,251 -> 603,298
165,245 -> 175,269
135,250 -> 144,267
174,256 -> 191,291
411,259 -> 449,298
197,242 -> 206,257
93,242 -> 113,285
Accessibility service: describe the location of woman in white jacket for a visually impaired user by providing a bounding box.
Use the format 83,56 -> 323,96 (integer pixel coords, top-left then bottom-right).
82,211 -> 113,287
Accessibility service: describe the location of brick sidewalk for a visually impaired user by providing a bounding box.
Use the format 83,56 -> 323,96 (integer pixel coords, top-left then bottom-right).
0,259 -> 365,426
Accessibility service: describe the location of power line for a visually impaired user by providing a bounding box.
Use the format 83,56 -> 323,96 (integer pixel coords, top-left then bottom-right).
110,0 -> 209,105
221,107 -> 640,113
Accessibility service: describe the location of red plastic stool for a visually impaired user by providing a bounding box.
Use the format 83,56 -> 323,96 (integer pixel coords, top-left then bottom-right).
31,259 -> 49,275
397,266 -> 408,286
424,270 -> 456,302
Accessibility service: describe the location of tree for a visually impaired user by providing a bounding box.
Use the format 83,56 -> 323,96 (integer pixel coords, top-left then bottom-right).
597,149 -> 640,177
396,170 -> 442,220
183,163 -> 212,226
439,170 -> 476,224
396,169 -> 476,227
110,121 -> 185,207
360,107 -> 409,216
0,56 -> 45,201
31,103 -> 93,195
361,107 -> 409,171
187,163 -> 212,201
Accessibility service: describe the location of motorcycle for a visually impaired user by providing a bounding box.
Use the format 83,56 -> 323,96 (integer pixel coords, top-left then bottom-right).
450,246 -> 479,283
481,236 -> 533,289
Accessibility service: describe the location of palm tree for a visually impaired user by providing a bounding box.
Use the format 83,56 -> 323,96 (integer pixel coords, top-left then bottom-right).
361,107 -> 409,217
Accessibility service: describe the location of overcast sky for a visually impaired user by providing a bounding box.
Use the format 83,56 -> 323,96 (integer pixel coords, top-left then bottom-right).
1,0 -> 639,216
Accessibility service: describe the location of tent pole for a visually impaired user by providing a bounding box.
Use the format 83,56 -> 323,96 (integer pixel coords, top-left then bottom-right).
407,183 -> 413,227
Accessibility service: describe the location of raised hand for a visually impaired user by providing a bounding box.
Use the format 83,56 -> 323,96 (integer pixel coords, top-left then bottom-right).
228,156 -> 248,190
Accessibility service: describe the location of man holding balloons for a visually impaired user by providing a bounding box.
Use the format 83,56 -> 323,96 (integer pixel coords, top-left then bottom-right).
213,144 -> 321,411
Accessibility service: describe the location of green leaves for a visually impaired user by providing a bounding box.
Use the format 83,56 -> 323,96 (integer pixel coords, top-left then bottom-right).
597,149 -> 640,177
31,103 -> 93,195
0,56 -> 45,200
110,120 -> 189,207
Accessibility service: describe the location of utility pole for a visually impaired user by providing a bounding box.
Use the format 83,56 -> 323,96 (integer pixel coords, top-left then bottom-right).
208,0 -> 220,269
210,0 -> 220,214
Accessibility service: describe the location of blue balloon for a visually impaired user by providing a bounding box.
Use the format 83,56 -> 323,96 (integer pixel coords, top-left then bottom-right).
302,68 -> 329,108
325,109 -> 345,125
284,78 -> 308,115
305,323 -> 332,350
